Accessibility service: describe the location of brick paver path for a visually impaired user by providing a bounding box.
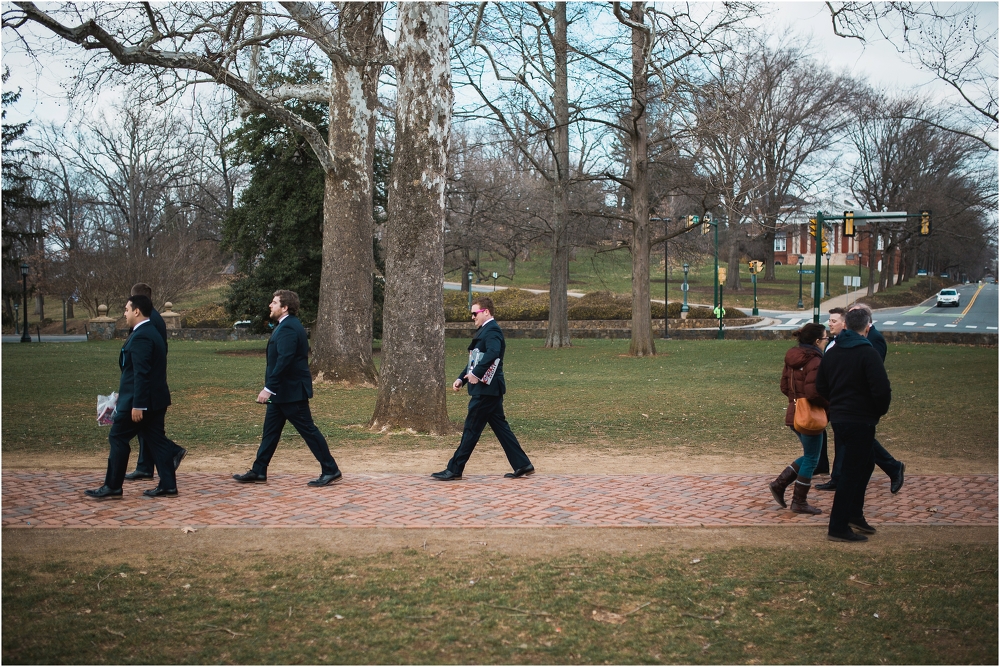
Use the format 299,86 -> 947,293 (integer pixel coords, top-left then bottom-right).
3,472 -> 995,529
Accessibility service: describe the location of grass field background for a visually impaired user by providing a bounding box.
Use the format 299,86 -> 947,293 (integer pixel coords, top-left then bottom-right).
3,542 -> 994,664
1,338 -> 995,468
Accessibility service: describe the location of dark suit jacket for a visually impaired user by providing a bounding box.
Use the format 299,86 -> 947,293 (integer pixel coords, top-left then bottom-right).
867,324 -> 887,361
457,319 -> 507,397
117,320 -> 171,419
149,308 -> 168,352
265,315 -> 313,403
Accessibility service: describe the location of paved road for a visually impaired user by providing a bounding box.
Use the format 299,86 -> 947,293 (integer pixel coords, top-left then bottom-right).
3,471 -> 995,529
758,283 -> 998,333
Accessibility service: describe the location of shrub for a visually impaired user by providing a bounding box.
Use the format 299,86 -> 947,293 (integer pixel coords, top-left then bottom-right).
181,304 -> 232,328
445,289 -> 549,321
445,289 -> 746,321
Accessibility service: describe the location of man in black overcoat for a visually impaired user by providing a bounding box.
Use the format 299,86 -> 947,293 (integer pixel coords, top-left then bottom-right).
233,290 -> 342,487
432,296 -> 533,481
85,294 -> 184,498
816,308 -> 892,542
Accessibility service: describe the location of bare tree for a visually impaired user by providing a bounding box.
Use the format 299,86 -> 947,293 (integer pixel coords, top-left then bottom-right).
826,1 -> 998,151
369,2 -> 452,434
4,2 -> 387,384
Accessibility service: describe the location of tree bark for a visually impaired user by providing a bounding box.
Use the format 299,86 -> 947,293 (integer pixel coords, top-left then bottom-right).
545,3 -> 571,349
626,2 -> 655,357
310,3 -> 381,386
369,2 -> 452,434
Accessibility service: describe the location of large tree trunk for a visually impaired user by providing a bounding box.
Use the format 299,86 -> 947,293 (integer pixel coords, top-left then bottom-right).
763,229 -> 777,280
369,2 -> 452,434
311,3 -> 381,386
627,2 -> 654,357
726,233 -> 743,291
545,2 -> 571,349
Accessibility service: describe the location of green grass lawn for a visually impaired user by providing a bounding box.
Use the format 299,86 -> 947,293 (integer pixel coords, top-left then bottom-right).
3,543 -> 995,664
2,338 -> 996,466
465,248 -> 878,311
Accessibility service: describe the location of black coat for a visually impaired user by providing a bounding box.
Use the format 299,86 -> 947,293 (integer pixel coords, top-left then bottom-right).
149,308 -> 168,352
457,319 -> 507,396
265,315 -> 313,403
816,329 -> 891,425
867,324 -> 887,361
116,320 -> 171,418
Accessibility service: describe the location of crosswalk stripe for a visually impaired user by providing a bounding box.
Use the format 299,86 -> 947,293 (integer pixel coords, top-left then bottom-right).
923,323 -> 936,327
945,324 -> 957,328
966,325 -> 977,329
903,322 -> 916,326
882,320 -> 897,325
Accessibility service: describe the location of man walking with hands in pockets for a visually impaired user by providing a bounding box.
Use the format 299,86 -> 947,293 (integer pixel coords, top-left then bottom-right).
432,296 -> 534,481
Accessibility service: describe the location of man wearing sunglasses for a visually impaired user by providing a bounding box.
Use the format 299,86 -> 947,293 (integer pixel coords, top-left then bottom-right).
432,296 -> 534,481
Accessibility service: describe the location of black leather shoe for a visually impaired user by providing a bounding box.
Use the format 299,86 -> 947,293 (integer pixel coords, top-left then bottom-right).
233,470 -> 267,483
814,480 -> 837,491
504,464 -> 535,479
174,447 -> 187,472
431,469 -> 462,481
848,517 -> 876,535
143,487 -> 178,497
84,485 -> 123,499
890,461 -> 905,494
307,471 -> 343,487
827,529 -> 868,543
124,470 -> 154,481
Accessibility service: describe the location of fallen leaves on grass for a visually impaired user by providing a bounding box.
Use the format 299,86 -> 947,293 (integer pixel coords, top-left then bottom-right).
591,609 -> 626,625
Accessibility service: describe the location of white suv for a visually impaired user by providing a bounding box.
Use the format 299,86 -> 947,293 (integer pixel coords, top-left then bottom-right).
936,288 -> 960,307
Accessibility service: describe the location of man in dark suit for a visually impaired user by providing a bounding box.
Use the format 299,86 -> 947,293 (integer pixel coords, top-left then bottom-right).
124,283 -> 186,480
432,296 -> 533,481
85,294 -> 184,499
233,290 -> 342,487
816,303 -> 905,495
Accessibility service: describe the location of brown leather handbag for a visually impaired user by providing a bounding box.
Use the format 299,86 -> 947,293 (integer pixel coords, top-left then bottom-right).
791,366 -> 828,435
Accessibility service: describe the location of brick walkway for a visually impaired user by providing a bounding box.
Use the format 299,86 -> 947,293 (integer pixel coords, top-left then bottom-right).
3,472 -> 995,529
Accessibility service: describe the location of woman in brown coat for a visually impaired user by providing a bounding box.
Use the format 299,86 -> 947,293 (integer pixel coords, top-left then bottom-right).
769,323 -> 829,514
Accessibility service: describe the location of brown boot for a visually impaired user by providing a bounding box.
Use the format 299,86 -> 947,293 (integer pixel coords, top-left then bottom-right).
768,465 -> 798,508
790,477 -> 822,514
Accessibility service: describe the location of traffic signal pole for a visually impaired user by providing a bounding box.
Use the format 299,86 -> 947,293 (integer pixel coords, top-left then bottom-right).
813,211 -> 824,323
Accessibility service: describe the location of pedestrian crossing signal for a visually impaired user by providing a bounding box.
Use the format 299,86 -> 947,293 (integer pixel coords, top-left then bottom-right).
920,210 -> 931,235
747,260 -> 764,274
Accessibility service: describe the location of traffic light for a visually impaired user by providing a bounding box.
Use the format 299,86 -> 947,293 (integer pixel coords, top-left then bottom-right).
747,260 -> 764,274
808,218 -> 817,237
821,240 -> 829,254
687,215 -> 695,227
844,210 -> 855,237
920,210 -> 932,235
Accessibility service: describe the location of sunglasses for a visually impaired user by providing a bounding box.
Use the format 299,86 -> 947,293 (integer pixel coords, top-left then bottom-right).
470,309 -> 486,318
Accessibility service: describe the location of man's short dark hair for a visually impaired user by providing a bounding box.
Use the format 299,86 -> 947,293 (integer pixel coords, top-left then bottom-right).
828,307 -> 847,316
130,282 -> 153,298
128,294 -> 153,317
472,296 -> 494,316
273,290 -> 300,316
845,308 -> 870,333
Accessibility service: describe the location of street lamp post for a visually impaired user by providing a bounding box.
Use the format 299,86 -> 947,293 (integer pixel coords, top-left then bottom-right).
797,255 -> 805,309
681,263 -> 690,316
467,271 -> 474,311
13,302 -> 19,335
858,252 -> 863,278
20,262 -> 31,343
491,271 -> 498,292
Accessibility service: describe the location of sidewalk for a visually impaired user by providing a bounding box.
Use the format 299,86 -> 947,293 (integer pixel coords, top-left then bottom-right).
3,471 -> 995,529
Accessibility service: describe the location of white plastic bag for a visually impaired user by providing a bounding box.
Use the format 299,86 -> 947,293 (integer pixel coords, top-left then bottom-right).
97,392 -> 118,425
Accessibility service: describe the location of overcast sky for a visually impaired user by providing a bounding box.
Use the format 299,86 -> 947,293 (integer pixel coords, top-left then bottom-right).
2,2 -> 996,127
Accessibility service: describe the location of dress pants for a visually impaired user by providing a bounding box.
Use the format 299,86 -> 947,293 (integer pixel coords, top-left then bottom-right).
829,434 -> 900,484
447,393 -> 531,474
251,400 -> 338,475
105,408 -> 179,490
133,434 -> 154,476
828,421 -> 876,534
